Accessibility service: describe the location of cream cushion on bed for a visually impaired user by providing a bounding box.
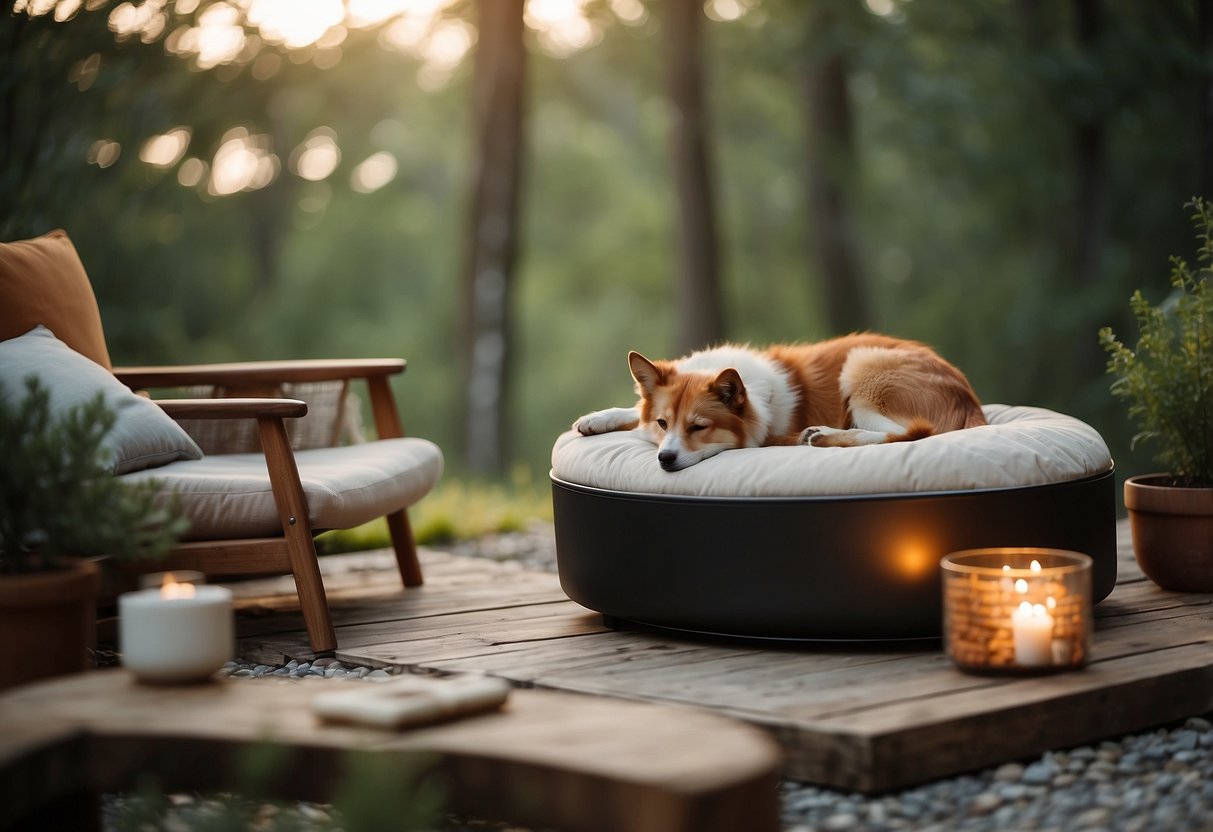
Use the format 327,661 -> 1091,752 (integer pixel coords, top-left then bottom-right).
551,405 -> 1112,498
119,437 -> 443,540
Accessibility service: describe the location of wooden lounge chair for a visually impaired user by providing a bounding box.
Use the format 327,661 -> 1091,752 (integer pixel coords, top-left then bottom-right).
0,230 -> 443,654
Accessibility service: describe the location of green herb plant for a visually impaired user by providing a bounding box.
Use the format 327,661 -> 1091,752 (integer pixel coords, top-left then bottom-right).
1099,197 -> 1213,487
0,376 -> 188,574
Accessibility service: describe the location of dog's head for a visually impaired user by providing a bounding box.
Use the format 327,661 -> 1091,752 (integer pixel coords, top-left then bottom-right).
628,351 -> 750,471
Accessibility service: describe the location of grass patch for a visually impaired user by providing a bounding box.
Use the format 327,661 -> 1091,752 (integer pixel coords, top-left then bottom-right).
316,469 -> 553,555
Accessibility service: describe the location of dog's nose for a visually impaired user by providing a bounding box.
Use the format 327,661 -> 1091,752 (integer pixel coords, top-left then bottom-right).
658,450 -> 678,470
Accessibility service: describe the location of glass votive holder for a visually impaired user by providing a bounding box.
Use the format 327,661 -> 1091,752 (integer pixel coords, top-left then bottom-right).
941,548 -> 1093,674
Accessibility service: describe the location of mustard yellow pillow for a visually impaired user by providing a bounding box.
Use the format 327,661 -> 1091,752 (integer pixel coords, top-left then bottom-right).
0,229 -> 111,370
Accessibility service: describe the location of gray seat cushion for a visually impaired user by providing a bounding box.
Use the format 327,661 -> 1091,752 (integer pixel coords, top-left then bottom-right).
120,437 -> 443,540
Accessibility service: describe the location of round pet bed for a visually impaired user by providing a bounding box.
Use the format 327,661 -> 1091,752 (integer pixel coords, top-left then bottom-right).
550,405 -> 1117,641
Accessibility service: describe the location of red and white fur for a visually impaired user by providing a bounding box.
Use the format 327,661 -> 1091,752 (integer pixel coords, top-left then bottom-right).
573,334 -> 987,472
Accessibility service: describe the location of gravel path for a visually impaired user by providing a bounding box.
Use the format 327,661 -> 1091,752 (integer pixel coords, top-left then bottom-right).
111,524 -> 1213,830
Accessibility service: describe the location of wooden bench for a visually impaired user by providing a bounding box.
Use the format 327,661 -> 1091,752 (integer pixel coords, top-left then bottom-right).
0,670 -> 781,832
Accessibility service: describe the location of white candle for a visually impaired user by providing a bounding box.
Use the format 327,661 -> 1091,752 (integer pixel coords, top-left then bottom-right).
119,577 -> 234,684
1011,601 -> 1054,667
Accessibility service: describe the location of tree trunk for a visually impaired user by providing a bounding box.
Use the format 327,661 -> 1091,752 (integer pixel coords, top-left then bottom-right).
460,0 -> 526,477
804,4 -> 870,336
665,0 -> 725,355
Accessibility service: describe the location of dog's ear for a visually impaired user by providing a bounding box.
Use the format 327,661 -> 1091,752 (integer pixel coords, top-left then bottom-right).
629,352 -> 664,396
713,368 -> 747,411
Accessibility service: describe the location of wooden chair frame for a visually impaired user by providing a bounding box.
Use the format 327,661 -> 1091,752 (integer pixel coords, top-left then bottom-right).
114,359 -> 425,655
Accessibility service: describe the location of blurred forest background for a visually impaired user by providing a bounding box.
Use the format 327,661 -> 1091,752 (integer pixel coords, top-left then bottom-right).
3,0 -> 1211,507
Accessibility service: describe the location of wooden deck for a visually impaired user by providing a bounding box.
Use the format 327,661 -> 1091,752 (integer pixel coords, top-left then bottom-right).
236,519 -> 1213,793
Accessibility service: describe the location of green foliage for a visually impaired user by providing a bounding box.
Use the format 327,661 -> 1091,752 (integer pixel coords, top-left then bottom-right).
317,473 -> 553,555
1099,198 -> 1213,486
0,376 -> 188,573
108,748 -> 445,832
326,751 -> 446,832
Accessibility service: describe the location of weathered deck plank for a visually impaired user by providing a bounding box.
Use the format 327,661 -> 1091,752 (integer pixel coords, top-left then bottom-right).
236,519 -> 1213,792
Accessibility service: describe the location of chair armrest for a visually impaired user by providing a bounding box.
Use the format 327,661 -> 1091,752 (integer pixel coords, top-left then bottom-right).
156,398 -> 308,421
118,359 -> 407,441
113,359 -> 406,389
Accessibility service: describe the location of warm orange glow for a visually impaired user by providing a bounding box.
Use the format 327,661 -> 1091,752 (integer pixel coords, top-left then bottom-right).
891,539 -> 935,581
160,572 -> 197,599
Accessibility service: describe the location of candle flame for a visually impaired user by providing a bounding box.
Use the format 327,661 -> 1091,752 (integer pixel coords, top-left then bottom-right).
1046,596 -> 1057,609
1016,600 -> 1050,619
1015,578 -> 1029,594
1002,564 -> 1011,573
160,572 -> 197,599
1030,559 -> 1042,573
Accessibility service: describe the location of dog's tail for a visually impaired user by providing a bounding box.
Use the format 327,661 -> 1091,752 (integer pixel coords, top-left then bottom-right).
890,418 -> 936,443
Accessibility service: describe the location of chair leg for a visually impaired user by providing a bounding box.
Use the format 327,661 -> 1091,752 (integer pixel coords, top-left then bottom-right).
258,416 -> 337,654
386,509 -> 424,587
285,533 -> 336,654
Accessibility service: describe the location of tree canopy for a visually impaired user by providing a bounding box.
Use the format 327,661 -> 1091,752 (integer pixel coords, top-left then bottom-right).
2,0 -> 1207,480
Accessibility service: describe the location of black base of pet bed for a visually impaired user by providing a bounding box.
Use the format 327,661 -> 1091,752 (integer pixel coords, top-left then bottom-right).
551,470 -> 1117,642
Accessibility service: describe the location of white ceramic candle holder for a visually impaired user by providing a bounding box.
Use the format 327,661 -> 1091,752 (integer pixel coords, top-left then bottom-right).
119,576 -> 234,684
941,548 -> 1093,674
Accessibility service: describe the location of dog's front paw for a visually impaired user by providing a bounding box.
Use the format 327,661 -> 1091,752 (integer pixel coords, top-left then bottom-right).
573,414 -> 604,435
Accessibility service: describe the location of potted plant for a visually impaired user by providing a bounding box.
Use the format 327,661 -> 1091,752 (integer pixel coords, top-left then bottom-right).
0,377 -> 187,690
1099,197 -> 1213,591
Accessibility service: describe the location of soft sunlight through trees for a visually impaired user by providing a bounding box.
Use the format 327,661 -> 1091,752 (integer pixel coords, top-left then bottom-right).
3,0 -> 1210,482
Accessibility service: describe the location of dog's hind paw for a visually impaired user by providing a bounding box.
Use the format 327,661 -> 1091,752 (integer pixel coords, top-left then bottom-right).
798,426 -> 848,446
798,427 -> 822,445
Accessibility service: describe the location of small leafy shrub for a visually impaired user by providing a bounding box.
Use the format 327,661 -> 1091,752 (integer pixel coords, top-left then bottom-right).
1099,198 -> 1213,487
0,376 -> 187,574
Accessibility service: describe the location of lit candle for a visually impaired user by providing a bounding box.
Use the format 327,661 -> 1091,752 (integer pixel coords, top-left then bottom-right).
119,573 -> 234,684
1011,601 -> 1054,667
942,547 -> 1093,674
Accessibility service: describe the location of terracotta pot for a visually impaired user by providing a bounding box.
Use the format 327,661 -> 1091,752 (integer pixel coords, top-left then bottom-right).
0,559 -> 100,691
1124,474 -> 1213,592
